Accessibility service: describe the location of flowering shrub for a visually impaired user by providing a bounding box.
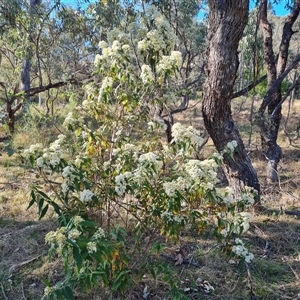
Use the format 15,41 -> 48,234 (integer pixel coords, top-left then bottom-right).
24,9 -> 256,298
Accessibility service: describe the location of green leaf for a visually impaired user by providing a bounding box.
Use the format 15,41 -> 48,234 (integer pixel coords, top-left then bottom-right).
39,204 -> 49,219
38,197 -> 44,214
49,201 -> 61,215
27,197 -> 35,210
79,221 -> 97,228
61,286 -> 74,300
73,246 -> 82,269
35,189 -> 51,200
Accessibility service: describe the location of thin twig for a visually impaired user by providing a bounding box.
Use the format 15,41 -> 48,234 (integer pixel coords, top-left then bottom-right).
9,255 -> 42,275
21,281 -> 27,300
245,261 -> 258,300
1,282 -> 8,300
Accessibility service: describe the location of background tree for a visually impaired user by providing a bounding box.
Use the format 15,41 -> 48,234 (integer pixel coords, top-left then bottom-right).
258,0 -> 300,182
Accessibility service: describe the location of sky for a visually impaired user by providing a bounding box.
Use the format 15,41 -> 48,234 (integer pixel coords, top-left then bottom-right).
61,0 -> 290,17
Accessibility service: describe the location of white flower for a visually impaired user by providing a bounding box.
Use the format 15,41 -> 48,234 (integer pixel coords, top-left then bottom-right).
45,231 -> 57,244
87,241 -> 97,254
63,112 -> 76,127
101,76 -> 114,90
80,189 -> 94,203
73,216 -> 84,226
171,123 -> 203,147
68,229 -> 81,240
170,51 -> 182,67
36,157 -> 44,168
220,229 -> 228,237
115,172 -> 132,196
141,65 -> 154,83
99,40 -> 108,48
24,143 -> 43,156
232,238 -> 254,263
138,152 -> 163,170
61,182 -> 69,194
93,227 -> 105,240
122,44 -> 130,52
62,165 -> 75,178
112,148 -> 120,156
226,140 -> 238,152
111,40 -> 121,51
49,153 -> 61,167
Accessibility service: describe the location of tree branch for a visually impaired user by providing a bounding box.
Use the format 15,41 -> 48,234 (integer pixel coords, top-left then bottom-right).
259,53 -> 300,114
232,74 -> 267,99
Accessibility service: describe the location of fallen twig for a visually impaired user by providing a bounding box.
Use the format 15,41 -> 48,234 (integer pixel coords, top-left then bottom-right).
9,255 -> 42,275
245,261 -> 259,300
1,281 -> 8,300
21,281 -> 27,300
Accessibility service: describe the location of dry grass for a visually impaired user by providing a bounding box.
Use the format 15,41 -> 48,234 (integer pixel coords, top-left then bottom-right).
1,98 -> 300,299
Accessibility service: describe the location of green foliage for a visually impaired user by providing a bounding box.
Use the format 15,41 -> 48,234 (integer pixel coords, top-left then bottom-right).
22,28 -> 256,298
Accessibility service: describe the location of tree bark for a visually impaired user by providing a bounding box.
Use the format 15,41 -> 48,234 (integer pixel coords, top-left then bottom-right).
258,0 -> 300,182
21,0 -> 42,103
202,0 -> 260,201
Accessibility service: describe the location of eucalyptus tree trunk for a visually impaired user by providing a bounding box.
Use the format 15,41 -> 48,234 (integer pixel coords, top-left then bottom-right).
202,0 -> 260,202
258,0 -> 300,183
21,0 -> 41,103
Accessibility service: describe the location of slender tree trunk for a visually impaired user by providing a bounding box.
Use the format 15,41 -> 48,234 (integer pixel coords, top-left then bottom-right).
21,0 -> 41,105
258,0 -> 300,182
202,0 -> 260,201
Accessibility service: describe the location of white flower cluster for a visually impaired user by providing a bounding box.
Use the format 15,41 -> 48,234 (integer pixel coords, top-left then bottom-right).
45,227 -> 67,255
138,152 -> 163,170
92,227 -> 106,240
184,159 -> 217,182
171,123 -> 204,147
161,211 -> 185,225
163,176 -> 191,197
138,30 -> 166,54
68,228 -> 81,241
95,39 -> 131,73
156,51 -> 182,73
87,241 -> 97,254
98,76 -> 114,101
73,216 -> 84,226
232,238 -> 254,263
226,140 -> 238,152
222,186 -> 255,207
141,64 -> 155,83
24,143 -> 43,157
79,189 -> 94,203
33,134 -> 65,168
63,112 -> 77,128
115,172 -> 133,196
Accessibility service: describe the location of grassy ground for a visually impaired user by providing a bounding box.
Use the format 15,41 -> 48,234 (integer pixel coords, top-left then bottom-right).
0,98 -> 300,300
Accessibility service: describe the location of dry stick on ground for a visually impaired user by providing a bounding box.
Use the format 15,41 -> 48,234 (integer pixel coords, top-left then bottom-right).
21,281 -> 27,300
245,262 -> 258,300
8,255 -> 42,275
1,282 -> 8,300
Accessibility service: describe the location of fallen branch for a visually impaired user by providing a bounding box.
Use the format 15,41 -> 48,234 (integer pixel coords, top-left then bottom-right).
9,255 -> 42,275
